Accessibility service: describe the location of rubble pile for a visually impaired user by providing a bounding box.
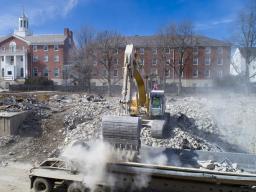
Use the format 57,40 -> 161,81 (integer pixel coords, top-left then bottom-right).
166,97 -> 218,134
198,159 -> 244,173
141,127 -> 213,150
63,96 -> 118,144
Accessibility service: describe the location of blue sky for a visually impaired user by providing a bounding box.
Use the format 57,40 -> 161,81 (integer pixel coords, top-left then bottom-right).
0,0 -> 248,41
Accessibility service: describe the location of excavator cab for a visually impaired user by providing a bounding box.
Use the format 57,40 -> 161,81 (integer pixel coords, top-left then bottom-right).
149,90 -> 166,118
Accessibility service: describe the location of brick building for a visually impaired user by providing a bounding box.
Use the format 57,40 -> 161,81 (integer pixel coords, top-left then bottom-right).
91,36 -> 231,88
0,13 -> 74,87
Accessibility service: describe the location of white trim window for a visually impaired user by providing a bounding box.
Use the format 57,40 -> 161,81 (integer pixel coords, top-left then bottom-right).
33,68 -> 38,76
33,45 -> 37,52
43,68 -> 48,77
217,47 -> 223,55
152,58 -> 157,65
193,56 -> 198,65
166,59 -> 171,65
139,48 -> 144,54
204,69 -> 210,78
193,47 -> 198,55
44,55 -> 49,62
114,49 -> 118,55
54,68 -> 59,77
114,58 -> 119,65
152,48 -> 157,55
205,47 -> 211,54
165,69 -> 170,77
192,66 -> 198,78
1,56 -> 4,62
33,56 -> 38,62
93,60 -> 97,66
205,55 -> 211,65
165,48 -> 170,54
140,58 -> 144,65
54,55 -> 59,62
217,57 -> 223,65
54,44 -> 59,51
113,69 -> 118,77
43,45 -> 48,52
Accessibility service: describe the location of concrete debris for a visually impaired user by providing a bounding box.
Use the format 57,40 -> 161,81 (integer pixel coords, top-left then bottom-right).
198,159 -> 244,173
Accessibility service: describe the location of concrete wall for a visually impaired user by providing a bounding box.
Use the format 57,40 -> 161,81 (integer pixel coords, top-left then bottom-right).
0,111 -> 28,136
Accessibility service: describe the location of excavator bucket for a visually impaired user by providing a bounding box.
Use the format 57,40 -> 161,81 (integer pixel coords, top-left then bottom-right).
102,115 -> 141,151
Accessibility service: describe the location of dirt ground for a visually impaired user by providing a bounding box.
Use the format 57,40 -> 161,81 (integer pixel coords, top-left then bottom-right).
0,163 -> 31,192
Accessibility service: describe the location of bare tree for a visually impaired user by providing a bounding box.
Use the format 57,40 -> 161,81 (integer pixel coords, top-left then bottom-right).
95,30 -> 124,96
70,26 -> 96,91
159,21 -> 194,95
236,0 -> 256,87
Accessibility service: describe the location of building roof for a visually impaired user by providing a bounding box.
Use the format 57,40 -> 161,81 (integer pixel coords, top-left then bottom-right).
0,34 -> 67,45
23,34 -> 67,44
125,35 -> 230,48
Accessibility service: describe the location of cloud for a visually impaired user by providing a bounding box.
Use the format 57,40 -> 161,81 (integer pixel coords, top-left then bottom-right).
63,0 -> 79,16
0,0 -> 81,35
195,18 -> 234,31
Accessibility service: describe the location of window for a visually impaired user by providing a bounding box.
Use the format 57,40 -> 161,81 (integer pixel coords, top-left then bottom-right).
151,68 -> 158,75
103,70 -> 107,76
10,56 -> 14,64
54,68 -> 59,77
33,68 -> 38,76
141,58 -> 144,65
9,42 -> 16,52
193,47 -> 198,55
7,71 -> 12,75
93,60 -> 97,66
217,47 -> 223,55
20,68 -> 24,77
152,58 -> 157,65
166,59 -> 171,65
114,49 -> 118,54
204,69 -> 210,78
43,45 -> 48,51
33,45 -> 37,52
1,56 -> 4,62
139,48 -> 144,54
43,68 -> 48,77
165,48 -> 170,54
20,56 -> 23,62
165,69 -> 170,77
2,68 -> 4,77
192,66 -> 198,78
44,55 -> 49,62
217,70 -> 223,78
205,47 -> 211,54
193,57 -> 198,65
54,55 -> 59,62
152,48 -> 157,55
54,45 -> 59,51
205,55 -> 211,65
24,20 -> 26,28
113,69 -> 118,77
217,57 -> 223,65
114,58 -> 119,65
33,56 -> 38,62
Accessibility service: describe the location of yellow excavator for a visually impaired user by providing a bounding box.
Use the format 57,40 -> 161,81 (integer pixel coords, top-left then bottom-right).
102,44 -> 170,151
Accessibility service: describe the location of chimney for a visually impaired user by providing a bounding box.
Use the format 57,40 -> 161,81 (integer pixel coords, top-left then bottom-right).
64,28 -> 69,36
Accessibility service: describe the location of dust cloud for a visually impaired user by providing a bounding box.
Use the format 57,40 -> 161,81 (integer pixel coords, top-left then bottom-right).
61,140 -> 117,191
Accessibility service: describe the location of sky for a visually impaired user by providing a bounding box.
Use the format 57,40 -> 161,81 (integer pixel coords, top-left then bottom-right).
0,0 -> 249,41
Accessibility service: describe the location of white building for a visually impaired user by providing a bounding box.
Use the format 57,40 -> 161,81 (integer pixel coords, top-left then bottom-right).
231,48 -> 256,82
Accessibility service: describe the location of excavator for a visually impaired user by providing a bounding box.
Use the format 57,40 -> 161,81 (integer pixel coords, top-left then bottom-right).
102,44 -> 170,151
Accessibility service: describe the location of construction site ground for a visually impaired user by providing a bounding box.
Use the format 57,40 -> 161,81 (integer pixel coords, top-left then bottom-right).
1,91 -> 256,192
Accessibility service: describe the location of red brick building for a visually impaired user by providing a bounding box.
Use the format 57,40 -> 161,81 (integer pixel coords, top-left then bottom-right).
0,13 -> 74,87
91,36 -> 231,88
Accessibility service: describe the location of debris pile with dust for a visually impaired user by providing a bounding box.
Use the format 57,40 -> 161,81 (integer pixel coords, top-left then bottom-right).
63,96 -> 118,145
198,159 -> 244,173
